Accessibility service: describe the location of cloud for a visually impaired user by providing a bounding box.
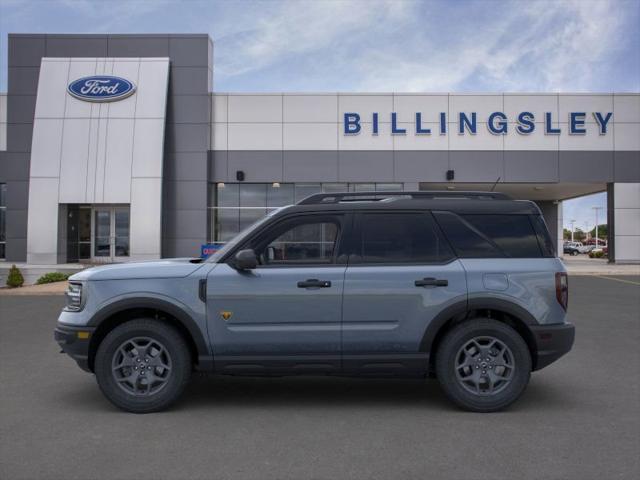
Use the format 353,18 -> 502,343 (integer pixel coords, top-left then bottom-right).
213,0 -> 637,92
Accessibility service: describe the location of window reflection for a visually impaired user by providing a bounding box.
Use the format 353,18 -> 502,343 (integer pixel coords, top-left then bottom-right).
208,183 -> 404,243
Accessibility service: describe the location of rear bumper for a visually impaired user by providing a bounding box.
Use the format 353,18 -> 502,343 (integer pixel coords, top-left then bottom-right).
54,324 -> 95,372
530,322 -> 575,371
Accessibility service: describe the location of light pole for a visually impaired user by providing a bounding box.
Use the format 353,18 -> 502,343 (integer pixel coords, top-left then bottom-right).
592,206 -> 603,248
570,219 -> 576,242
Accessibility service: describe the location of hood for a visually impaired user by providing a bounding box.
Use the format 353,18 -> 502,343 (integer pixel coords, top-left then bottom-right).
69,258 -> 206,281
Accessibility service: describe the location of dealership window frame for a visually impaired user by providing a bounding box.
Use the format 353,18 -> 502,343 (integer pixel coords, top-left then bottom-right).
207,182 -> 403,244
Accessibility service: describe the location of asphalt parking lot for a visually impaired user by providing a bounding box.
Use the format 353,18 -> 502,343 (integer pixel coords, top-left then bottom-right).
1,275 -> 639,480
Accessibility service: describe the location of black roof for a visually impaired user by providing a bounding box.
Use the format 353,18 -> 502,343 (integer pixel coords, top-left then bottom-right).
279,191 -> 541,216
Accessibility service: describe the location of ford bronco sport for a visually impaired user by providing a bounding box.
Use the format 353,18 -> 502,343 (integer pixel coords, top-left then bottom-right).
55,191 -> 574,413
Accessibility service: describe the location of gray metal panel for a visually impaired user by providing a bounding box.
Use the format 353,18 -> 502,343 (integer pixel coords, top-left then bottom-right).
8,35 -> 45,67
283,151 -> 339,182
6,95 -> 36,124
169,36 -> 211,67
165,123 -> 209,153
559,151 -> 614,182
162,237 -> 203,258
614,151 -> 640,182
504,151 -> 559,182
338,151 -> 394,182
228,151 -> 284,182
1,153 -> 30,181
0,152 -> 7,179
8,67 -> 40,95
164,152 -> 209,181
209,151 -> 228,182
107,35 -> 170,57
163,209 -> 208,239
5,179 -> 29,209
169,67 -> 210,95
5,124 -> 33,153
163,180 -> 208,210
394,151 -> 449,182
167,95 -> 210,124
5,237 -> 26,262
45,35 -> 108,57
449,151 -> 504,183
6,208 -> 27,240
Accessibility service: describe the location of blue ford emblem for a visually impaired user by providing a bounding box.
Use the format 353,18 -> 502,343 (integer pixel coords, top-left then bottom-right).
67,76 -> 136,102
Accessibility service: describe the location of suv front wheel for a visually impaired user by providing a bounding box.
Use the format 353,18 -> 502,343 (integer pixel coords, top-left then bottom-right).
435,318 -> 531,412
94,319 -> 192,413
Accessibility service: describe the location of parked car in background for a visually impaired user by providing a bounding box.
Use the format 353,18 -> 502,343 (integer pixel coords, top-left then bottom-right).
563,242 -> 581,256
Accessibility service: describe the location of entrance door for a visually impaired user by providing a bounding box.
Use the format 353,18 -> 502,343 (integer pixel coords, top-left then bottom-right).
92,206 -> 130,262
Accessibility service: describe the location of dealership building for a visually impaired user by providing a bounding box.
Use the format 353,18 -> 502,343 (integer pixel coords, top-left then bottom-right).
0,33 -> 638,265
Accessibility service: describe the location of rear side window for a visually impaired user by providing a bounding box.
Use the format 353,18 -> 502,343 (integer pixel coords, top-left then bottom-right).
432,211 -> 502,258
355,213 -> 454,264
462,215 -> 542,258
531,215 -> 556,257
434,212 -> 544,258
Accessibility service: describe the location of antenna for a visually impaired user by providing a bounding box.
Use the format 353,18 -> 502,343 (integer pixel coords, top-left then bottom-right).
490,177 -> 501,192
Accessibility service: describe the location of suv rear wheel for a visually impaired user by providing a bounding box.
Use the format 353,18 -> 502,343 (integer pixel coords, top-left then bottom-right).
95,319 -> 192,413
435,318 -> 531,412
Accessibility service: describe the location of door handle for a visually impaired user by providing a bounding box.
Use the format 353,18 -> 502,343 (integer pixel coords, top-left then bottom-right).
297,279 -> 332,288
415,278 -> 448,287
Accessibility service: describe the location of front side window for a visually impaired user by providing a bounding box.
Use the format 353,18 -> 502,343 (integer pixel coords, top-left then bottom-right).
252,216 -> 341,266
356,213 -> 454,264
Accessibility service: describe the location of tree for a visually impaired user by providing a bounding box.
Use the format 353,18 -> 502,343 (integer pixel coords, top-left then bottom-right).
6,264 -> 24,288
573,228 -> 586,242
589,224 -> 607,239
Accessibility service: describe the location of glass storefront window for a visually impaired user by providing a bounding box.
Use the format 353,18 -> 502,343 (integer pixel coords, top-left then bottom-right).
294,183 -> 322,203
267,183 -> 294,208
207,182 -> 404,243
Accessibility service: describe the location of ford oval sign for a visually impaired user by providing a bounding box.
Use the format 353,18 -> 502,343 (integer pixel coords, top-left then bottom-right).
67,76 -> 136,102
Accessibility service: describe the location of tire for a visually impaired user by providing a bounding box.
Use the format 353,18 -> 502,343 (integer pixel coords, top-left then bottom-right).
95,319 -> 192,413
572,250 -> 579,256
435,318 -> 531,412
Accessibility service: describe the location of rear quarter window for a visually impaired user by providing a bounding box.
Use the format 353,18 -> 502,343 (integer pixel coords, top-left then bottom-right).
434,212 -> 545,258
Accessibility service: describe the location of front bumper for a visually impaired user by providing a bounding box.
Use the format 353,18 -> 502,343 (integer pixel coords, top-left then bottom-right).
54,324 -> 96,372
530,322 -> 575,371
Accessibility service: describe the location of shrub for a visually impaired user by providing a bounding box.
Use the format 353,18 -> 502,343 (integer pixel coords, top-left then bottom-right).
36,272 -> 71,285
6,265 -> 24,288
589,250 -> 605,259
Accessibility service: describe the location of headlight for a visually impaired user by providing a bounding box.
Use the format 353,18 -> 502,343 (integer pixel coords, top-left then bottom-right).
64,282 -> 84,312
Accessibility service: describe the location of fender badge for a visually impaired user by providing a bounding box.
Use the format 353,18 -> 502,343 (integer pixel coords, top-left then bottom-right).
220,311 -> 232,321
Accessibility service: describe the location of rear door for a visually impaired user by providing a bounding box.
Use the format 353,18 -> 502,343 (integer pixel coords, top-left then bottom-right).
341,211 -> 467,374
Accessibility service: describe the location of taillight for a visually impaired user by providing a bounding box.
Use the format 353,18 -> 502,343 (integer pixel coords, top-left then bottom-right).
555,272 -> 568,311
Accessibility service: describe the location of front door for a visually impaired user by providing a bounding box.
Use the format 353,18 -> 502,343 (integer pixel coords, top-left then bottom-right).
92,206 -> 130,262
206,213 -> 350,374
341,211 -> 467,374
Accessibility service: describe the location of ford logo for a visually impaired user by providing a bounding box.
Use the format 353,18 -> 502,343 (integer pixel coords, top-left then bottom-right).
67,76 -> 136,102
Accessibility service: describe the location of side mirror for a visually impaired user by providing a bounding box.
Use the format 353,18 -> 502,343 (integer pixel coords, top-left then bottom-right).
234,249 -> 258,270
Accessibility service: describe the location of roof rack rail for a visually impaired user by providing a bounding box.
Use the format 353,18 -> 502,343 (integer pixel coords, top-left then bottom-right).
297,191 -> 511,205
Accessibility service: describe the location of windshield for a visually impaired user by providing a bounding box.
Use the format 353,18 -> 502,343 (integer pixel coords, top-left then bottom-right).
206,206 -> 289,263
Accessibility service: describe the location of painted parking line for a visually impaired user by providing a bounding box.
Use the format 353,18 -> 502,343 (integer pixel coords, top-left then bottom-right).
594,275 -> 640,286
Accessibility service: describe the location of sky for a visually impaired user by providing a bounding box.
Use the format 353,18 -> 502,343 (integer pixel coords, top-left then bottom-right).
1,0 -> 638,228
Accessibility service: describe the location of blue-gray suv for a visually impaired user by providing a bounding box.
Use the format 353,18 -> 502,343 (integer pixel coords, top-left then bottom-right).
55,191 -> 574,413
